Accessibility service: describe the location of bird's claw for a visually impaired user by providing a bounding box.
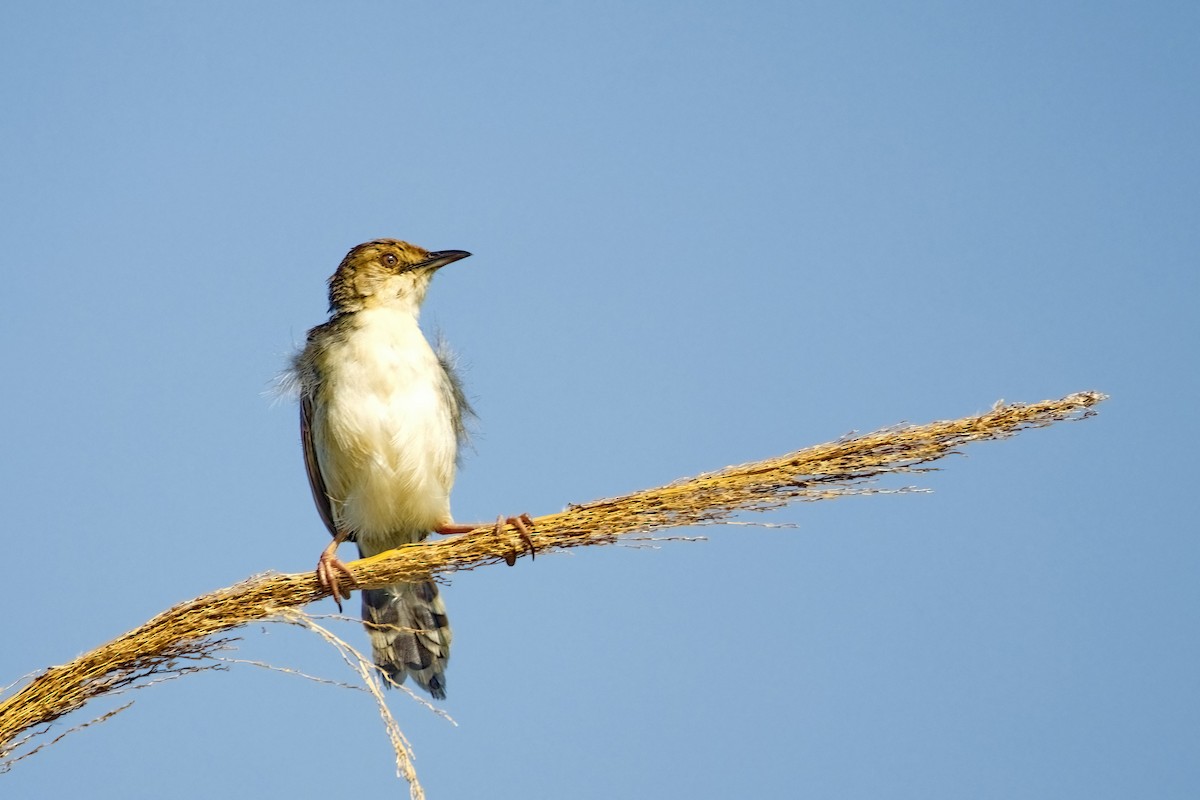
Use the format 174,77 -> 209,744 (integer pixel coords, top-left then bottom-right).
498,513 -> 536,566
316,548 -> 357,612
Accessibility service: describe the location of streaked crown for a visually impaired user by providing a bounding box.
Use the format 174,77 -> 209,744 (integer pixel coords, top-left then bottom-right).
326,239 -> 468,314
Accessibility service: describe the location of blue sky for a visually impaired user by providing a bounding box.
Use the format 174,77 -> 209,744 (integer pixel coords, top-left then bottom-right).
2,2 -> 1196,797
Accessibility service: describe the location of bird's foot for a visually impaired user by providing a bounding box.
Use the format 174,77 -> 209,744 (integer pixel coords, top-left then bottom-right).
435,513 -> 536,565
315,542 -> 357,612
495,513 -> 536,566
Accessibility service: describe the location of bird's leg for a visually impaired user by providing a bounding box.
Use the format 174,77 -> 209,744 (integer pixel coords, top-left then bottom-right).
435,513 -> 536,565
316,530 -> 358,611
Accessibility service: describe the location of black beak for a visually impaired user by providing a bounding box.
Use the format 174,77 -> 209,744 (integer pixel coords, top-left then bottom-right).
416,250 -> 471,272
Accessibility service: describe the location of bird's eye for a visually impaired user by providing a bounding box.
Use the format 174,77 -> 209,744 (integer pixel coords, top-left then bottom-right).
383,253 -> 398,266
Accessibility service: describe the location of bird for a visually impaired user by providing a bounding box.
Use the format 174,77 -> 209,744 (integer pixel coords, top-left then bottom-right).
288,238 -> 533,699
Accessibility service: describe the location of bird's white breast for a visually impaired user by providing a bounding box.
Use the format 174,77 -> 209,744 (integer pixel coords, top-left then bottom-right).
313,306 -> 457,554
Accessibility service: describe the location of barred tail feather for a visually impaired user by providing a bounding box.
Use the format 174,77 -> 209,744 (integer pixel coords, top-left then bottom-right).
361,582 -> 452,699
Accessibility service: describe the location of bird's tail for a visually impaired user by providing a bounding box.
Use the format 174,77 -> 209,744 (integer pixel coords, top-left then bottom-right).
360,581 -> 452,699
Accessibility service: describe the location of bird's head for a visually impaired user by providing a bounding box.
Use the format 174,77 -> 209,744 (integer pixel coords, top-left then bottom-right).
326,239 -> 470,314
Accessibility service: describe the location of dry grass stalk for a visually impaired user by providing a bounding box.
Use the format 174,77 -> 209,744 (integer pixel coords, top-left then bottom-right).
272,609 -> 427,799
0,390 -> 1106,776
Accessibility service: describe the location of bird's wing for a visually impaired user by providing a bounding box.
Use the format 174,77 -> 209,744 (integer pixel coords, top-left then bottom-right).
435,337 -> 474,448
300,392 -> 338,538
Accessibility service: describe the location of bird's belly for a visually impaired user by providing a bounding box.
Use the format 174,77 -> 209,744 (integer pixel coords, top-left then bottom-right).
317,330 -> 457,554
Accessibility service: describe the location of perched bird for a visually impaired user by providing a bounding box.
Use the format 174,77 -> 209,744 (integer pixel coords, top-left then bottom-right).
288,239 -> 532,699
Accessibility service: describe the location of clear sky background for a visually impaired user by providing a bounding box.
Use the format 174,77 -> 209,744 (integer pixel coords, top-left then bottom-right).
2,2 -> 1196,798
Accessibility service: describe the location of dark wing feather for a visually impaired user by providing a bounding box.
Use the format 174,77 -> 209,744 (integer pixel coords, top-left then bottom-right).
300,393 -> 338,538
435,338 -> 474,449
